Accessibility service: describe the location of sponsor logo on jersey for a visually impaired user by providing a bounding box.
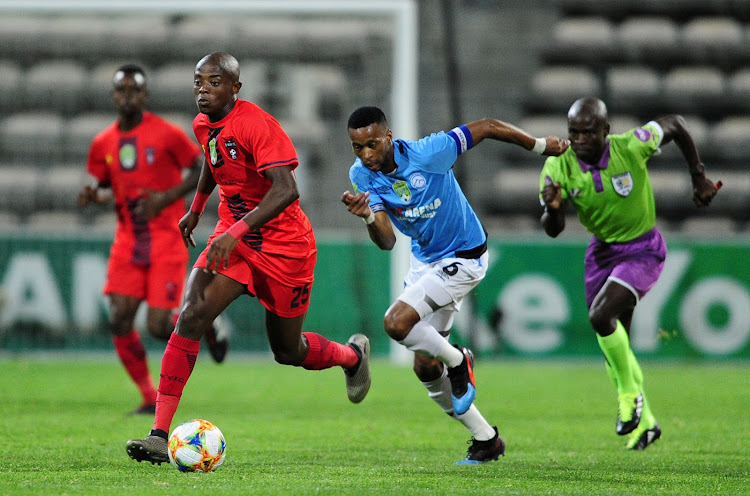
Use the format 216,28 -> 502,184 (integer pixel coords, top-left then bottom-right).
612,172 -> 633,197
392,180 -> 412,202
409,173 -> 426,190
634,128 -> 651,142
146,147 -> 155,165
400,197 -> 442,220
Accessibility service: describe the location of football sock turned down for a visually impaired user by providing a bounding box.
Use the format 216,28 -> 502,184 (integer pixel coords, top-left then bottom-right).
399,320 -> 464,367
113,330 -> 156,405
300,332 -> 358,370
153,333 -> 200,433
596,320 -> 639,394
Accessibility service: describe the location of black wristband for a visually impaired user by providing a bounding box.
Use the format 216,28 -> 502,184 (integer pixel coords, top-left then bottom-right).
690,163 -> 705,177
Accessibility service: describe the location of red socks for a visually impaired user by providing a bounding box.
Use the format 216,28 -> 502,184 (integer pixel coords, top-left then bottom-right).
113,330 -> 156,406
153,333 -> 201,433
300,332 -> 358,370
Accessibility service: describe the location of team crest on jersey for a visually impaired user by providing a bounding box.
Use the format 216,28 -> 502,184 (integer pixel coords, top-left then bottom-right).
611,172 -> 633,197
392,180 -> 412,202
224,138 -> 238,160
409,173 -> 426,190
119,143 -> 137,170
146,147 -> 155,165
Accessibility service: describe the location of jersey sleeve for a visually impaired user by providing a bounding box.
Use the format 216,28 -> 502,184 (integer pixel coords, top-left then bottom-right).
86,133 -> 110,185
409,131 -> 463,174
243,113 -> 298,175
349,163 -> 385,213
626,121 -> 664,162
539,156 -> 569,203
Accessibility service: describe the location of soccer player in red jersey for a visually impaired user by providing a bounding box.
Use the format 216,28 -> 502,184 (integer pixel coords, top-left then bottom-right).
78,64 -> 229,416
125,53 -> 371,464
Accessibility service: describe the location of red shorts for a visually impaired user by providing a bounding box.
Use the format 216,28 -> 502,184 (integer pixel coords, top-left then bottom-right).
104,253 -> 187,310
195,232 -> 316,318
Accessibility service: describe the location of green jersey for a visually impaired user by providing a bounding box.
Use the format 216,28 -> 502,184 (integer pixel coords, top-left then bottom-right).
539,121 -> 663,243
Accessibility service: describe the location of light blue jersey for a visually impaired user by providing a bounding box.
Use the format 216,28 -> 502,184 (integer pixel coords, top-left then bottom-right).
349,126 -> 486,263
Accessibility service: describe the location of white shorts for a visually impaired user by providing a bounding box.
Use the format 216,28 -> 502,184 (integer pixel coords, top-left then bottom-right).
397,252 -> 489,335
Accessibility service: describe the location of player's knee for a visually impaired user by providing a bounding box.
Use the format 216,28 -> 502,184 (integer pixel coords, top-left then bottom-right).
383,312 -> 411,341
108,314 -> 133,337
589,309 -> 613,335
174,305 -> 210,340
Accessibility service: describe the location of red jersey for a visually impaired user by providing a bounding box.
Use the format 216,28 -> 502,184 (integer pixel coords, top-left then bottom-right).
193,99 -> 314,257
87,111 -> 201,265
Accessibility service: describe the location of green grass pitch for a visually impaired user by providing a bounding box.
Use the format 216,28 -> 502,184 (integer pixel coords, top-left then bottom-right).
1,356 -> 748,495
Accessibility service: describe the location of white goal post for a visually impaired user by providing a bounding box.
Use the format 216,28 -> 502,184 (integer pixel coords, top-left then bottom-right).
1,0 -> 416,361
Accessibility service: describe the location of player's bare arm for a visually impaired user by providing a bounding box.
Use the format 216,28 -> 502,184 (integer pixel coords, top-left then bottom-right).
205,165 -> 299,271
540,181 -> 566,238
137,156 -> 203,220
464,118 -> 569,156
180,158 -> 217,248
341,190 -> 396,250
656,114 -> 719,207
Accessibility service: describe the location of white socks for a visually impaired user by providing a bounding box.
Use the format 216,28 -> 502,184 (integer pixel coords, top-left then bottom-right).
398,320 -> 463,367
421,367 -> 495,441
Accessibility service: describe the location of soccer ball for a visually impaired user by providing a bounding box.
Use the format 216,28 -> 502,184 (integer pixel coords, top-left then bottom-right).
168,419 -> 226,472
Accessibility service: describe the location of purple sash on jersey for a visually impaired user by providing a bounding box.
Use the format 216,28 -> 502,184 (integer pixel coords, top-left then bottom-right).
583,228 -> 667,307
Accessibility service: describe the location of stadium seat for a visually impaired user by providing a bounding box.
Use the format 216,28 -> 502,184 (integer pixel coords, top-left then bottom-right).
0,166 -> 39,214
64,113 -> 115,161
159,112 -> 197,138
617,17 -> 680,67
36,166 -> 89,211
24,60 -> 88,113
149,63 -> 198,113
727,68 -> 750,111
0,112 -> 65,161
544,17 -> 617,65
274,63 -> 348,124
26,211 -> 84,231
0,15 -> 51,62
528,66 -> 601,112
662,66 -> 726,114
681,17 -> 744,67
606,66 -> 662,113
711,116 -> 750,161
236,60 -> 270,108
0,209 -> 21,229
97,15 -> 170,59
0,60 -> 23,103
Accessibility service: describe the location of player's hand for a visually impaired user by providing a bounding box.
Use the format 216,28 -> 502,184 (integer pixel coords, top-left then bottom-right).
205,232 -> 238,272
179,210 -> 201,248
541,180 -> 563,210
76,185 -> 97,206
341,190 -> 372,219
135,189 -> 166,220
692,174 -> 719,207
542,136 -> 570,156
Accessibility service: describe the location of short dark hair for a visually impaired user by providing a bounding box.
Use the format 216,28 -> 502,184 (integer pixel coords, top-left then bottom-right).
113,64 -> 146,85
347,106 -> 387,130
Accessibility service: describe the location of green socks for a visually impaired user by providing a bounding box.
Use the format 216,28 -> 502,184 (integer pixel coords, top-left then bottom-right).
596,320 -> 639,394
